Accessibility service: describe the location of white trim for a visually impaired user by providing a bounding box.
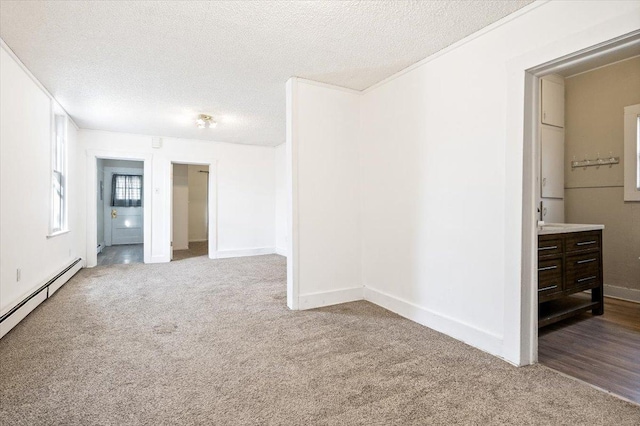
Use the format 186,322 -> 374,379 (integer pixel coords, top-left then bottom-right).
286,78 -> 300,310
361,1 -> 548,94
189,238 -> 208,243
294,78 -> 362,95
364,287 -> 505,361
275,247 -> 287,256
604,285 -> 640,303
165,158 -> 218,262
85,150 -> 153,267
0,260 -> 82,339
623,104 -> 640,201
0,38 -> 80,131
46,230 -> 70,239
213,247 -> 275,259
299,287 -> 364,310
566,53 -> 640,79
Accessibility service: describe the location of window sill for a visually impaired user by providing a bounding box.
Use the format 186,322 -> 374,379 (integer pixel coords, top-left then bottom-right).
47,230 -> 70,239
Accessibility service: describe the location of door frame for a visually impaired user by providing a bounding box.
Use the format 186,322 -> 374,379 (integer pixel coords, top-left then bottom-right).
517,30 -> 640,365
167,159 -> 217,261
86,150 -> 152,267
103,164 -> 145,246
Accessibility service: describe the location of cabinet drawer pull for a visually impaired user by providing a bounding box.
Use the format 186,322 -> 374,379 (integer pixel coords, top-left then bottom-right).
576,240 -> 597,246
538,265 -> 558,271
539,245 -> 558,251
577,275 -> 597,283
576,258 -> 597,265
539,285 -> 558,292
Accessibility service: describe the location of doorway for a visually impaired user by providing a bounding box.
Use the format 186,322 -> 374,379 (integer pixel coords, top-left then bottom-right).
171,163 -> 210,261
96,159 -> 145,266
524,32 -> 640,403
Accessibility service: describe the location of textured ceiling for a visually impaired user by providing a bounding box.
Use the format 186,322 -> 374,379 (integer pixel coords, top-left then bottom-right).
0,1 -> 533,146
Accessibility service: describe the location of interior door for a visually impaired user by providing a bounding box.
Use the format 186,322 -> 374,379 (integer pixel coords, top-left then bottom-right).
111,207 -> 143,245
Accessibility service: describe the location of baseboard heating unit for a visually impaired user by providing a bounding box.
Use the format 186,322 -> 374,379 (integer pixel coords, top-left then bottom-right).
0,258 -> 83,339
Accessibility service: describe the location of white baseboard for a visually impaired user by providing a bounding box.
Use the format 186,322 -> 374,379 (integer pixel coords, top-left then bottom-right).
1,259 -> 82,339
213,247 -> 276,259
189,238 -> 208,243
275,247 -> 287,256
173,244 -> 189,251
298,287 -> 364,310
604,284 -> 640,303
363,287 -> 503,358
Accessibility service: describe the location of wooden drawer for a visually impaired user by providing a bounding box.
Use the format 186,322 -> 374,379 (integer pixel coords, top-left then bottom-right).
538,257 -> 563,295
565,231 -> 601,253
565,251 -> 601,289
538,236 -> 563,257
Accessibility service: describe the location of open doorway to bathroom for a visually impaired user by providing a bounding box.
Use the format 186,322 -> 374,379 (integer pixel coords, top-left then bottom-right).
96,159 -> 145,266
526,33 -> 640,404
171,163 -> 210,261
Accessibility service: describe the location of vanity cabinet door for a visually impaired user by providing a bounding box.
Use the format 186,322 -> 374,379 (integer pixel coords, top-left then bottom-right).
538,257 -> 563,297
566,251 -> 601,290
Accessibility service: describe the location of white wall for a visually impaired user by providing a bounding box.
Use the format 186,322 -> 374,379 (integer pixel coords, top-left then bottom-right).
360,1 -> 640,364
286,79 -> 362,310
0,44 -> 84,317
274,143 -> 287,255
80,130 -> 276,264
288,1 -> 640,365
187,165 -> 209,242
172,164 -> 189,250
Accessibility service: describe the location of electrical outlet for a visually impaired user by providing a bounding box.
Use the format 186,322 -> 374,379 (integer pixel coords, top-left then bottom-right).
16,268 -> 21,282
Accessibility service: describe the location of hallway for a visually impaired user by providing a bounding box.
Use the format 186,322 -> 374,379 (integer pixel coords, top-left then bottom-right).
97,244 -> 143,266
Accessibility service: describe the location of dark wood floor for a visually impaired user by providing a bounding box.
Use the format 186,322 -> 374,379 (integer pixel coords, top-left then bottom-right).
97,244 -> 143,266
172,241 -> 208,261
539,295 -> 640,404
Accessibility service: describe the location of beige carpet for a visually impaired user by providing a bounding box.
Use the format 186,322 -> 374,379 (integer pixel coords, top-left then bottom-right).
0,255 -> 638,425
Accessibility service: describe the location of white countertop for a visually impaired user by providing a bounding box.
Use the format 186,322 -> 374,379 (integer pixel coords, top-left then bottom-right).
538,223 -> 604,235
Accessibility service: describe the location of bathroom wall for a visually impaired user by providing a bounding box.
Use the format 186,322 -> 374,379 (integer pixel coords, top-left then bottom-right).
565,56 -> 640,300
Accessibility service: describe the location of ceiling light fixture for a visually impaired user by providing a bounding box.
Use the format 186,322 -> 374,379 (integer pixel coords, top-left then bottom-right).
196,114 -> 217,129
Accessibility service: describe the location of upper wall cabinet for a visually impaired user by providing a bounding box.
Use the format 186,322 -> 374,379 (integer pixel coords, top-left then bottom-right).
541,76 -> 565,128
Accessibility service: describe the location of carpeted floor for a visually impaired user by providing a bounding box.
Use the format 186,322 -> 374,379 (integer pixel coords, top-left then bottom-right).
0,255 -> 638,425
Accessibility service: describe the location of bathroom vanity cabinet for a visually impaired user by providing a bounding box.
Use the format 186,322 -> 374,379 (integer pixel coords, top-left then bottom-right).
538,226 -> 604,328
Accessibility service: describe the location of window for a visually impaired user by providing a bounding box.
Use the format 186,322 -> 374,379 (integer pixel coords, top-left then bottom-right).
51,115 -> 67,233
111,174 -> 143,207
623,104 -> 640,201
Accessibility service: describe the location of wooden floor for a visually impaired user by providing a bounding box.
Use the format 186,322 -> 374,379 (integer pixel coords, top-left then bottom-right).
97,244 -> 143,266
172,241 -> 208,261
539,295 -> 640,404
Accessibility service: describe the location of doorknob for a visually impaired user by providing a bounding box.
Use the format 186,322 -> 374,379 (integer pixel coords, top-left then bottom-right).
111,209 -> 117,219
